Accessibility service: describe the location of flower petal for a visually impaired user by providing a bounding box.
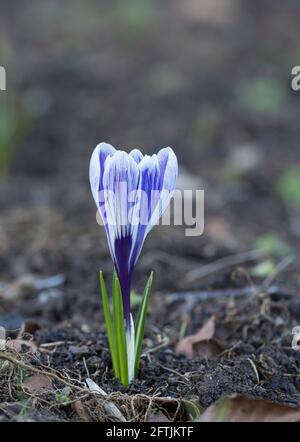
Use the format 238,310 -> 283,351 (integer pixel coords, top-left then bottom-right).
147,147 -> 178,233
89,142 -> 116,208
160,147 -> 178,191
129,149 -> 143,164
129,154 -> 161,266
103,151 -> 140,239
102,151 -> 141,327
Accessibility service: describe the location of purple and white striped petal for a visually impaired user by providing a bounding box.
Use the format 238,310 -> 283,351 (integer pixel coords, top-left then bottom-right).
102,151 -> 140,327
89,142 -> 116,216
147,147 -> 178,234
129,153 -> 161,267
129,149 -> 143,164
129,147 -> 178,266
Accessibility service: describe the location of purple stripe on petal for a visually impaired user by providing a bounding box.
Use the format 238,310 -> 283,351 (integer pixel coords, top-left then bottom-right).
102,151 -> 140,327
114,234 -> 133,330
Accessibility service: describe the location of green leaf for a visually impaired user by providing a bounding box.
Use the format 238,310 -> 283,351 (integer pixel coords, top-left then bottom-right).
112,271 -> 129,387
250,259 -> 277,278
134,272 -> 153,377
56,386 -> 72,404
0,97 -> 33,175
99,271 -> 119,379
116,0 -> 154,36
275,168 -> 300,205
254,234 -> 293,258
236,77 -> 285,115
130,290 -> 143,308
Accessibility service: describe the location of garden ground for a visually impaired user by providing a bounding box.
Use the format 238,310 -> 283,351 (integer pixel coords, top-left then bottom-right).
0,0 -> 300,421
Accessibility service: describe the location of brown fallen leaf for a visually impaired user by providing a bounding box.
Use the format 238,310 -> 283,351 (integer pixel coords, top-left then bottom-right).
73,400 -> 91,421
0,275 -> 37,302
6,338 -> 38,354
18,320 -> 40,337
200,395 -> 300,422
176,316 -> 225,359
5,339 -> 23,352
24,374 -> 53,394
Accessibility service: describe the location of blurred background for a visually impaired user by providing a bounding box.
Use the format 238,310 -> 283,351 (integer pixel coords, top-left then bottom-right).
1,0 -> 300,328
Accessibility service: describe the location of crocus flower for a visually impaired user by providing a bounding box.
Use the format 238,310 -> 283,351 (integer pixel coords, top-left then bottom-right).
89,142 -> 178,381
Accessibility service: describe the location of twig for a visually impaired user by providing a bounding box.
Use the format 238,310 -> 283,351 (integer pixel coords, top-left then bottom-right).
247,358 -> 260,384
83,357 -> 90,378
144,337 -> 170,355
167,284 -> 283,304
262,255 -> 295,289
0,352 -> 87,392
40,341 -> 68,348
158,364 -> 190,384
185,249 -> 265,282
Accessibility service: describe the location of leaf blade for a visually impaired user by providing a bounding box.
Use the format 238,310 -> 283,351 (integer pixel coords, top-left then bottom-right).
134,272 -> 153,377
99,271 -> 120,379
113,271 -> 129,387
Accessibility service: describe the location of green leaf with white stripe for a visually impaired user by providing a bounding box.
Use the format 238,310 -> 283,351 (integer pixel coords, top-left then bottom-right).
99,271 -> 119,379
112,271 -> 129,387
134,272 -> 153,377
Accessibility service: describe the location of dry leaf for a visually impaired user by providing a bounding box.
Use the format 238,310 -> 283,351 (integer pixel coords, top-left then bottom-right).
73,400 -> 91,421
193,340 -> 224,358
6,338 -> 37,353
176,316 -> 225,358
200,395 -> 300,422
0,275 -> 36,302
5,339 -> 23,352
24,374 -> 53,394
5,320 -> 39,353
18,320 -> 40,337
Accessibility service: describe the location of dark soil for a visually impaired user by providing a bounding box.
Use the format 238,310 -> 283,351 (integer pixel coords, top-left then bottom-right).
1,0 -> 300,421
35,287 -> 300,406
